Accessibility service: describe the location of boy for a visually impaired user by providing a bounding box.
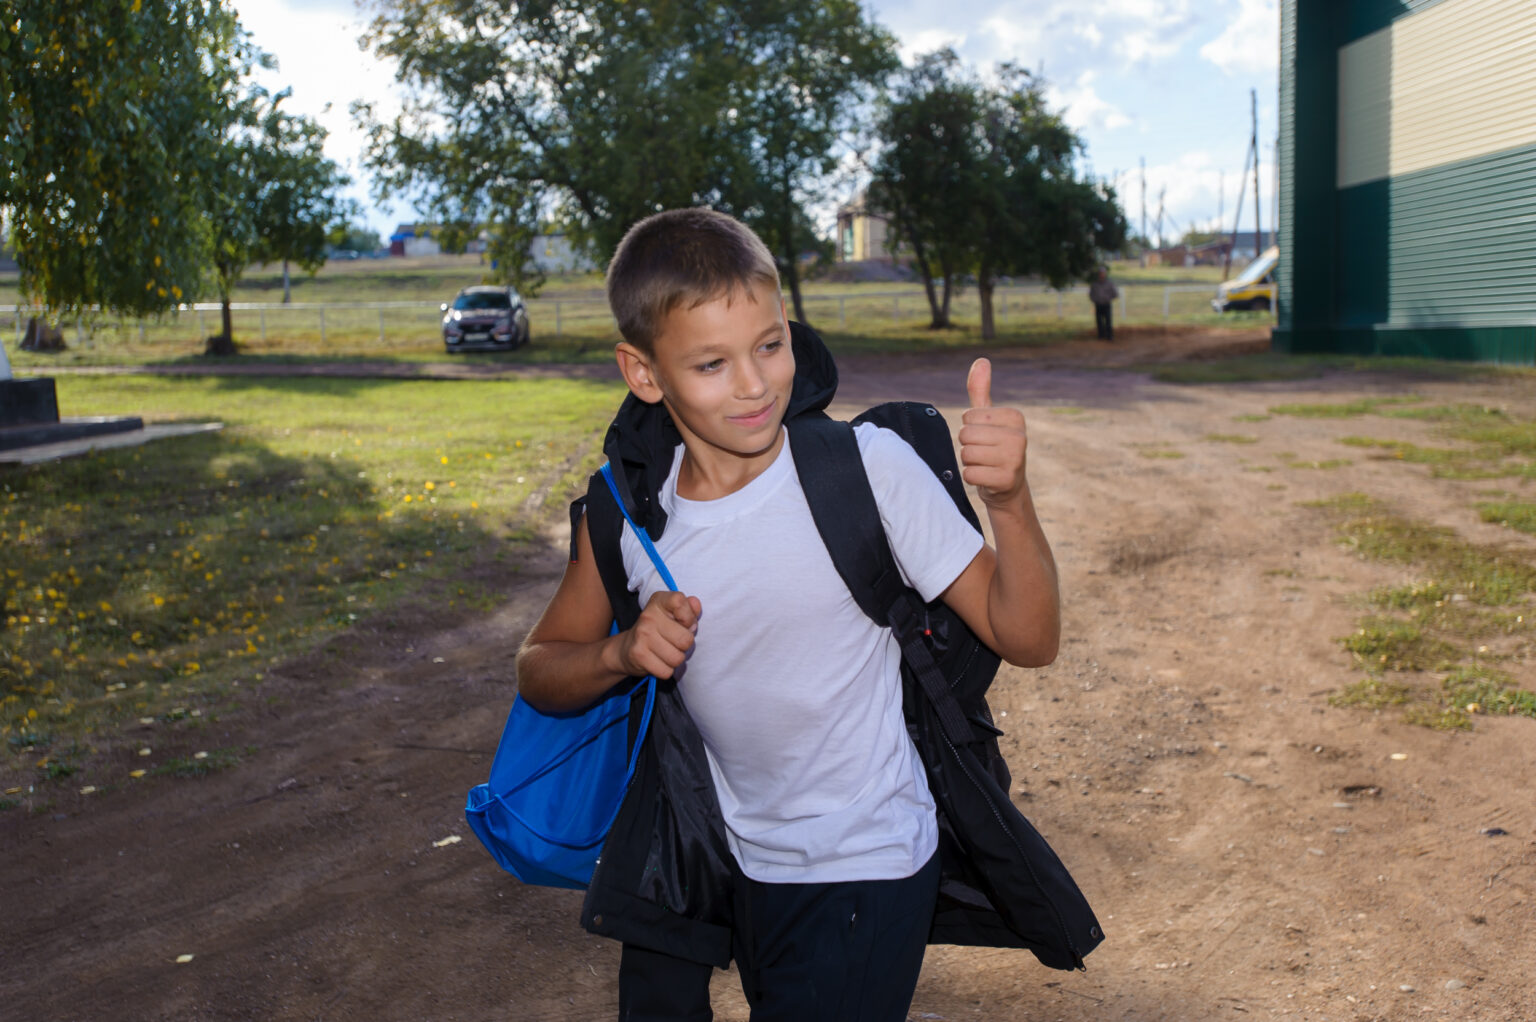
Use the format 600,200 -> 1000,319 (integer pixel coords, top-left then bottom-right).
516,208 -> 1063,1020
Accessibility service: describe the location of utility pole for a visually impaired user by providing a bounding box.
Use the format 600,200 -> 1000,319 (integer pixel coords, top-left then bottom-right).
1217,171 -> 1224,235
1139,156 -> 1147,266
1251,88 -> 1262,261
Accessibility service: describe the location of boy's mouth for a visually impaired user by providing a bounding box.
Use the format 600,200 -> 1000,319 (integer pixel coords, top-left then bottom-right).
727,401 -> 777,429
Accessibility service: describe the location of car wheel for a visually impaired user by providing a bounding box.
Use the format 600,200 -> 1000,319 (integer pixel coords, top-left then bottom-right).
1253,297 -> 1272,312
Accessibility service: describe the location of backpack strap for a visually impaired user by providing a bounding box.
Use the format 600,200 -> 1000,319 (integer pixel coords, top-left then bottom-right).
582,470 -> 643,634
786,415 -> 975,749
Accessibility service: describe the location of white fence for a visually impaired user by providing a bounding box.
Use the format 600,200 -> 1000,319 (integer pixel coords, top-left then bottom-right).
3,284 -> 1263,350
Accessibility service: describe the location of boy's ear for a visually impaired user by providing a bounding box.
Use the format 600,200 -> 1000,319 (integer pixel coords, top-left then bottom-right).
615,342 -> 665,404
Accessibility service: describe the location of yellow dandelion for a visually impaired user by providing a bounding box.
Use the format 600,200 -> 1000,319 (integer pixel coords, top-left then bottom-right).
440,456 -> 449,465
153,596 -> 164,607
129,769 -> 146,779
274,595 -> 284,604
424,481 -> 436,491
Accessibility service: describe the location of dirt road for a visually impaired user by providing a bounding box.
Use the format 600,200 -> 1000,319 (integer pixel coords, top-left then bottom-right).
5,330 -> 1533,1021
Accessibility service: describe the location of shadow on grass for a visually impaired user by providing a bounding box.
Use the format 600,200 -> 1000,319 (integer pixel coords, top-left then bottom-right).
1,426 -> 514,790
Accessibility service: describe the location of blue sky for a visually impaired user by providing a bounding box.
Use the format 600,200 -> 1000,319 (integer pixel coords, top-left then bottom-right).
232,0 -> 1279,245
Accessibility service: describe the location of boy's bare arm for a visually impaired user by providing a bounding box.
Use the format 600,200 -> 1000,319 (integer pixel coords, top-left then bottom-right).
516,515 -> 702,713
939,359 -> 1061,667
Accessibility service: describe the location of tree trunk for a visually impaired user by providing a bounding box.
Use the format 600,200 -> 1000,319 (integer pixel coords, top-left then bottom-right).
205,295 -> 238,356
777,171 -> 809,327
784,257 -> 807,326
903,226 -> 945,328
21,317 -> 67,352
282,260 -> 292,304
938,264 -> 954,329
979,267 -> 996,340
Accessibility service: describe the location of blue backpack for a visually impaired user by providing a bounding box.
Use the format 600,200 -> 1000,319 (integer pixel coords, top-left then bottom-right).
463,464 -> 675,890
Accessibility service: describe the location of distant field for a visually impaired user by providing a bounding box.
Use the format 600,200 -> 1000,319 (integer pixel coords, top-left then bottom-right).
1,254 -> 1262,367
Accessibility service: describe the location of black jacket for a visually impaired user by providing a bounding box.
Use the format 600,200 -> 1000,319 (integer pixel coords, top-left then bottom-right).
574,323 -> 1103,970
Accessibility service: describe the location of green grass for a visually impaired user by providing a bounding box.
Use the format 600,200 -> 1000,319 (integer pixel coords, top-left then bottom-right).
1204,433 -> 1259,444
1277,399 -> 1536,480
1330,677 -> 1414,710
1312,493 -> 1536,730
2,374 -> 626,790
1478,501 -> 1536,534
3,255 -> 1275,370
1270,395 -> 1424,418
1340,618 -> 1459,671
1442,665 -> 1536,720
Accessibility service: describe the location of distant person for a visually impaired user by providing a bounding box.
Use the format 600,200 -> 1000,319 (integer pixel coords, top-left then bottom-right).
1089,267 -> 1118,341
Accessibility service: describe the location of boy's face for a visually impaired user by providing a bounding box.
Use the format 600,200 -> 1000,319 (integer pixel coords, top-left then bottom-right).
618,279 -> 794,464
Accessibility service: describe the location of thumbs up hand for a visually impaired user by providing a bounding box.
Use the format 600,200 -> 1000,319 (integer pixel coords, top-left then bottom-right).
959,358 -> 1030,509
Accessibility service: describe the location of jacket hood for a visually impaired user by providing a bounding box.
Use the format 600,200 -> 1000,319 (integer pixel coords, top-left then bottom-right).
599,319 -> 838,540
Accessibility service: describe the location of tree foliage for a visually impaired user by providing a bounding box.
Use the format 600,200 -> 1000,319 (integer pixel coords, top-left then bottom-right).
1,0 -> 241,317
356,0 -> 894,320
205,80 -> 353,353
868,51 -> 983,329
870,51 -> 1128,337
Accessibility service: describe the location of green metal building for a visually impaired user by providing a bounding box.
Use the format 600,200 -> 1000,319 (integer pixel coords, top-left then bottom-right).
1275,0 -> 1536,362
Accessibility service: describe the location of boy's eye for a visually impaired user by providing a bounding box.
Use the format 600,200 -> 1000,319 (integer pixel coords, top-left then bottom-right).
696,359 -> 725,373
761,339 -> 783,354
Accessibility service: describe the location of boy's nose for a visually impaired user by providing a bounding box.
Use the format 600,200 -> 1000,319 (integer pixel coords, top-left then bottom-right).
736,362 -> 767,398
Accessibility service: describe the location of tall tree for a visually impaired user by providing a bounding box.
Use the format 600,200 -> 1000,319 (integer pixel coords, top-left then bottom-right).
867,51 -> 983,329
358,0 -> 726,293
714,2 -> 896,324
202,85 -> 352,354
968,68 -> 1127,339
2,0 -> 242,328
356,0 -> 893,313
870,51 -> 1127,338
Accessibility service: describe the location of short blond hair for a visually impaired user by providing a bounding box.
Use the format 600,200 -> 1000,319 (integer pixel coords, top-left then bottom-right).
606,208 -> 780,354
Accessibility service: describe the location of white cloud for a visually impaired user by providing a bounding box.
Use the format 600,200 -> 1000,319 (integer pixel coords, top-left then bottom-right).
897,27 -> 969,63
1200,0 -> 1279,76
233,0 -> 408,232
1047,71 -> 1133,133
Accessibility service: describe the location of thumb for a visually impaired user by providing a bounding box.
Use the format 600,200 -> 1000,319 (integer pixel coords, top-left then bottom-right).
967,358 -> 992,410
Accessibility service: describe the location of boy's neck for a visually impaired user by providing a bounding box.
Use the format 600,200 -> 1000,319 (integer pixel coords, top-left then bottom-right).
675,428 -> 787,502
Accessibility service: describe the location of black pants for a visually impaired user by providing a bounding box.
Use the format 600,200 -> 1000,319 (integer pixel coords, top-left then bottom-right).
618,852 -> 941,1022
1094,302 -> 1113,340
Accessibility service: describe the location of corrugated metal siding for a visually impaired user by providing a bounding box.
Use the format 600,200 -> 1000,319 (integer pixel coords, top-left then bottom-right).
1277,0 -> 1297,329
1336,0 -> 1536,187
1336,30 -> 1392,188
1341,0 -> 1453,44
1388,0 -> 1536,177
1384,143 -> 1536,327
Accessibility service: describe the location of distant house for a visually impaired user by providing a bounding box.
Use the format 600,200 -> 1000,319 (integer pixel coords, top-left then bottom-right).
834,192 -> 904,263
1150,232 -> 1275,269
388,223 -> 595,272
528,233 -> 595,273
388,224 -> 484,257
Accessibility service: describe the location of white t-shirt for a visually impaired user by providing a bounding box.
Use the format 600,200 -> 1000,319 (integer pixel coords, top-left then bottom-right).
619,423 -> 984,884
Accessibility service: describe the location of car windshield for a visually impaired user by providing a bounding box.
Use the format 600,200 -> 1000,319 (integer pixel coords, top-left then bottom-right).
1231,248 -> 1279,288
452,292 -> 511,311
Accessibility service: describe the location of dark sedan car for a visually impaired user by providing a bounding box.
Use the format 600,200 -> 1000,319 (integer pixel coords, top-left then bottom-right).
441,285 -> 530,352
